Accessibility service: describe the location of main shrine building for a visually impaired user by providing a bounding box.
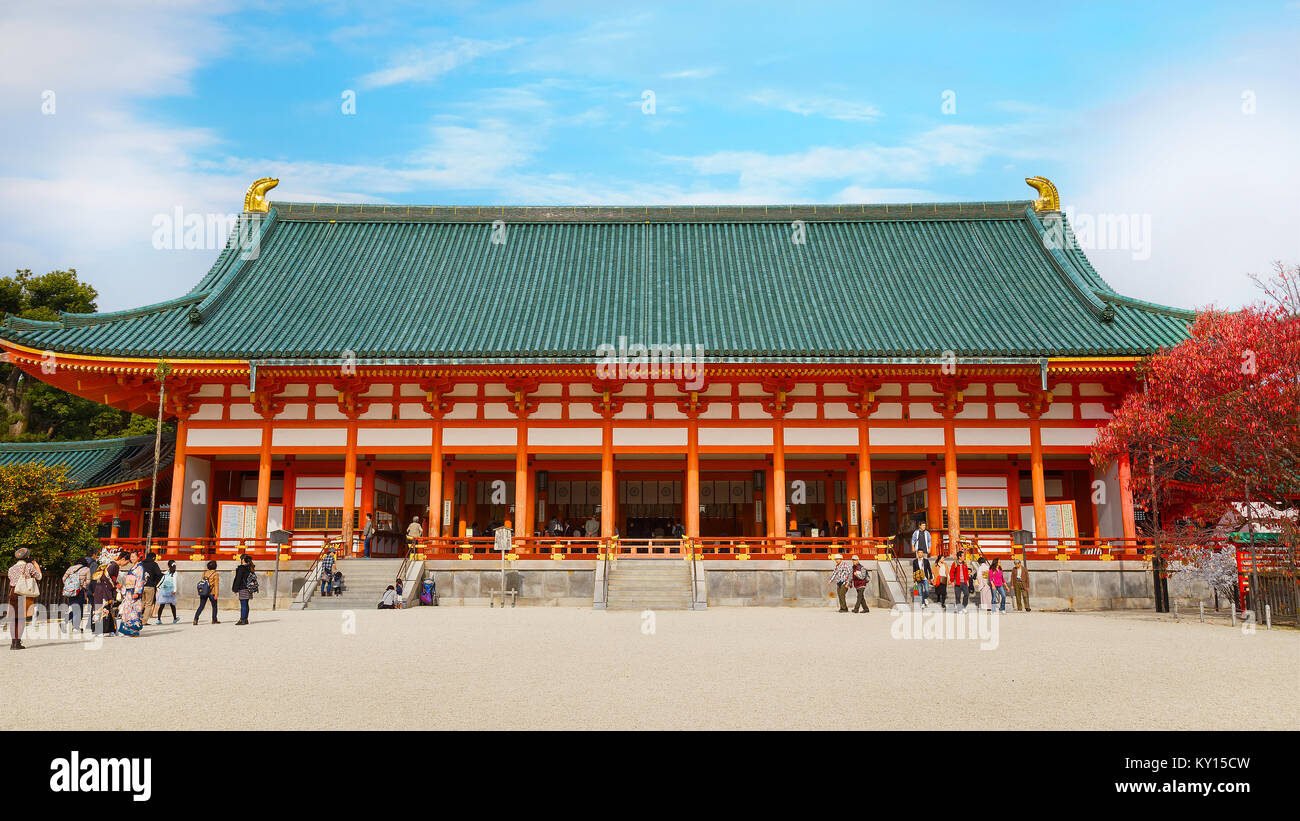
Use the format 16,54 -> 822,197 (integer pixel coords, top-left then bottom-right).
0,177 -> 1192,557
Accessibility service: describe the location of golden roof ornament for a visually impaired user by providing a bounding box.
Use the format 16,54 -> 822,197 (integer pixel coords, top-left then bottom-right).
1025,176 -> 1059,212
243,177 -> 279,213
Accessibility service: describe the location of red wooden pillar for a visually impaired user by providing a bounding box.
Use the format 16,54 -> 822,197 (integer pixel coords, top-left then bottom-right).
772,423 -> 787,538
513,442 -> 528,542
341,424 -> 358,553
254,423 -> 272,542
1030,421 -> 1048,540
1117,453 -> 1137,541
944,424 -> 960,556
925,461 -> 942,533
601,420 -> 615,537
1007,462 -> 1022,531
685,418 -> 700,538
429,420 -> 443,536
167,419 -> 189,541
857,421 -> 873,538
441,464 -> 454,541
283,457 -> 298,537
845,463 -> 859,538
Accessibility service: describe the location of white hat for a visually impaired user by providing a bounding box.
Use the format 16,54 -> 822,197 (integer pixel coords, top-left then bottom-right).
851,555 -> 860,561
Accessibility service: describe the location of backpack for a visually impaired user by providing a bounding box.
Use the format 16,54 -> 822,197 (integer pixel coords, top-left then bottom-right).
243,570 -> 259,594
420,584 -> 434,605
62,567 -> 84,597
196,574 -> 211,597
158,572 -> 175,595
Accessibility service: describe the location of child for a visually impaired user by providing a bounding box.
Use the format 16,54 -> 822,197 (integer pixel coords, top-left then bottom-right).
394,577 -> 404,609
331,570 -> 344,596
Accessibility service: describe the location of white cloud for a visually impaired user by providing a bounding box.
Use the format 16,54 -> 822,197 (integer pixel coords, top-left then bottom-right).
358,37 -> 519,89
748,90 -> 881,121
661,67 -> 719,80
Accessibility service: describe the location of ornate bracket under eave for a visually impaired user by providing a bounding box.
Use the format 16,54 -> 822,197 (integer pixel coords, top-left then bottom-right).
243,177 -> 279,213
1025,176 -> 1059,212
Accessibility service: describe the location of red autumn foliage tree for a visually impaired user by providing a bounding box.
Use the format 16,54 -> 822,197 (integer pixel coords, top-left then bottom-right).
1094,263 -> 1300,532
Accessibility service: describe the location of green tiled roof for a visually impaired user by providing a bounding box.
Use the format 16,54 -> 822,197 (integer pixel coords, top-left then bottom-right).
0,434 -> 175,491
0,200 -> 1193,361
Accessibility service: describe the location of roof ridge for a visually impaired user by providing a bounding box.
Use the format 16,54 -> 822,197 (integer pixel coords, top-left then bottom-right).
1096,291 -> 1198,320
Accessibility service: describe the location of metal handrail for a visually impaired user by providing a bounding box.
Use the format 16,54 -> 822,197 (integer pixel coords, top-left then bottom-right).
292,541 -> 338,609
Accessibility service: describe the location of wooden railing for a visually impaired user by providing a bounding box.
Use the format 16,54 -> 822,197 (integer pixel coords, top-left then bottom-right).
96,534 -> 353,562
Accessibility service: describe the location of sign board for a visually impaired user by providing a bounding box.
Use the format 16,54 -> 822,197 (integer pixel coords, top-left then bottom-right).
494,527 -> 513,553
442,499 -> 452,528
849,500 -> 859,527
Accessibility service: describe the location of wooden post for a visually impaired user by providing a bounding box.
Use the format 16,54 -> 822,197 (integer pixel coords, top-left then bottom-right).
858,421 -> 873,538
601,420 -> 615,537
1007,462 -> 1022,532
1117,453 -> 1137,541
763,464 -> 775,537
442,463 -> 455,540
846,462 -> 860,538
926,462 -> 942,532
944,424 -> 960,556
685,418 -> 700,538
166,419 -> 188,540
772,424 -> 786,537
284,457 -> 298,537
514,442 -> 528,541
1030,421 -> 1048,540
429,421 -> 443,537
254,424 -> 272,542
341,424 -> 358,553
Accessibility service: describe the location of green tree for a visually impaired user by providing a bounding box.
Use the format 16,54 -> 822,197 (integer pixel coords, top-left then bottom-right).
1,268 -> 163,441
0,463 -> 99,574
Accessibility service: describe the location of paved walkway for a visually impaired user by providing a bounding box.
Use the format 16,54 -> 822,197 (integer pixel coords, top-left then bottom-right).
3,607 -> 1296,730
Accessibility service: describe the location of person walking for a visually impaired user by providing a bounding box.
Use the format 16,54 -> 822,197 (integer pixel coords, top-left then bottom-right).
231,555 -> 257,625
7,548 -> 42,650
975,557 -> 992,612
911,548 -> 932,609
989,558 -> 1008,613
849,556 -> 870,613
193,560 -> 220,624
829,557 -> 852,612
319,547 -> 336,597
92,555 -> 121,636
154,560 -> 179,624
949,549 -> 970,610
138,551 -> 163,628
362,514 -> 376,558
911,522 -> 932,556
933,555 -> 948,609
1011,559 -> 1031,611
405,515 -> 424,544
61,557 -> 93,634
115,552 -> 147,637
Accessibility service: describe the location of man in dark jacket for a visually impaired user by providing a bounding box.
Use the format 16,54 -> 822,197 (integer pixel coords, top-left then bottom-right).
911,549 -> 932,609
1011,559 -> 1031,611
139,551 -> 164,624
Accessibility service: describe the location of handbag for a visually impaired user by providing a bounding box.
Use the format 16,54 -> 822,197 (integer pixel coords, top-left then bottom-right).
15,565 -> 39,598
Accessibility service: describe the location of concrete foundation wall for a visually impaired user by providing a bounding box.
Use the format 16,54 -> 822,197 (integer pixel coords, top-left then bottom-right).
422,560 -> 595,606
704,560 -> 890,608
151,561 -> 315,612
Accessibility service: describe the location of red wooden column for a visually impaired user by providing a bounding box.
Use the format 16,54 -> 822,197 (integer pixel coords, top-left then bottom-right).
254,423 -> 273,542
283,457 -> 298,536
944,423 -> 960,556
772,422 -> 787,538
925,461 -> 942,532
341,424 -> 358,553
1030,421 -> 1048,540
845,463 -> 859,538
513,441 -> 528,541
166,418 -> 189,540
1117,453 -> 1137,541
857,421 -> 873,538
685,416 -> 700,538
1007,461 -> 1022,532
601,419 -> 615,537
465,473 -> 477,537
763,463 -> 775,537
429,419 -> 443,537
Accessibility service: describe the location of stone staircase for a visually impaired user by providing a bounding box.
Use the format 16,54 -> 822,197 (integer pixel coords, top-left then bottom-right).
307,558 -> 405,610
606,559 -> 694,610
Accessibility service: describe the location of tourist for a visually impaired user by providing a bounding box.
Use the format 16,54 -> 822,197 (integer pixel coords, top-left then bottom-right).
975,557 -> 991,612
61,557 -> 93,634
395,576 -> 404,609
989,559 -> 1007,613
949,549 -> 970,610
139,551 -> 163,627
829,557 -> 852,612
6,548 -> 42,650
547,516 -> 563,537
671,518 -> 685,539
231,555 -> 256,625
363,513 -> 375,558
93,556 -> 121,636
320,547 -> 336,597
1011,559 -> 1031,611
933,554 -> 948,608
911,522 -> 932,556
911,548 -> 932,609
849,556 -> 870,613
193,560 -> 221,625
116,551 -> 146,637
378,585 -> 397,609
154,560 -> 179,624
331,570 -> 344,596
406,516 -> 423,549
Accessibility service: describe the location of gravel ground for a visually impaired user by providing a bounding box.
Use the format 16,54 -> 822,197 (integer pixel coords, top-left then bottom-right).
4,607 -> 1297,730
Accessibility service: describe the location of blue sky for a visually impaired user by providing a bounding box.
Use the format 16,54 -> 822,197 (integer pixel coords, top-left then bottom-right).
1,0 -> 1296,312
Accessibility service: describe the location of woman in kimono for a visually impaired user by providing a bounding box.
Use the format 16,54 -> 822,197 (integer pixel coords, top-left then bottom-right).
115,552 -> 147,636
92,554 -> 123,636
